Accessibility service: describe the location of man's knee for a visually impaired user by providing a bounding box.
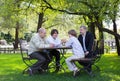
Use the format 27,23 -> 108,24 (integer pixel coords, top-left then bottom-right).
56,51 -> 60,55
55,53 -> 60,59
39,57 -> 46,63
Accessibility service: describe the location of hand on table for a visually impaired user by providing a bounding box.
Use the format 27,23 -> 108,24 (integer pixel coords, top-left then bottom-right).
50,44 -> 55,48
85,51 -> 89,56
61,39 -> 67,43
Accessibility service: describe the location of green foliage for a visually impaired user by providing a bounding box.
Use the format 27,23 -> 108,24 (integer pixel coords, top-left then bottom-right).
24,32 -> 33,42
104,45 -> 111,53
0,32 -> 14,43
0,0 -> 120,43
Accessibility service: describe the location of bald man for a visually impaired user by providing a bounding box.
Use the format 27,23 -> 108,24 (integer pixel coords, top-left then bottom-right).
28,28 -> 54,75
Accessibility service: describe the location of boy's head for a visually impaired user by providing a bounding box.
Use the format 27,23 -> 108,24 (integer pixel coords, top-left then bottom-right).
68,29 -> 77,37
51,29 -> 59,39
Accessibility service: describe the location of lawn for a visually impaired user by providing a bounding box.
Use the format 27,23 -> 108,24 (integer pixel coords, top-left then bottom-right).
0,53 -> 120,81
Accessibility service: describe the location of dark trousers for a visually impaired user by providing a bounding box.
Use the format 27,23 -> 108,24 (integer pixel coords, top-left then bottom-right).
79,52 -> 93,72
49,49 -> 60,70
29,51 -> 51,72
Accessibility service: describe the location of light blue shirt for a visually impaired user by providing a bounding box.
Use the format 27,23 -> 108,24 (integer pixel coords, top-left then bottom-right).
28,33 -> 50,55
65,36 -> 85,57
47,35 -> 61,47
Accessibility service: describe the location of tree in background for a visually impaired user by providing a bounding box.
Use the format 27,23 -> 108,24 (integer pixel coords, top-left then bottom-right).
0,0 -> 120,55
43,0 -> 120,55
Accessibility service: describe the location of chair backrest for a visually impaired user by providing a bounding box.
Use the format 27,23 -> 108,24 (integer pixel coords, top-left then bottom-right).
19,40 -> 29,59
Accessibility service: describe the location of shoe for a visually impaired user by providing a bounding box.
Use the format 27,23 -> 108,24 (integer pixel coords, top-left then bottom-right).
73,69 -> 80,77
38,69 -> 44,74
88,70 -> 92,75
27,68 -> 33,76
53,65 -> 60,73
38,68 -> 47,74
86,68 -> 92,74
54,68 -> 59,73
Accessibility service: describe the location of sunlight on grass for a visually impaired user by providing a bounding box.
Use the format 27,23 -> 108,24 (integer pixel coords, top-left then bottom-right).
0,53 -> 120,81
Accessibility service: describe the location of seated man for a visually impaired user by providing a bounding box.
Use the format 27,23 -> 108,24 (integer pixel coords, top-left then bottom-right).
47,29 -> 61,72
28,28 -> 54,75
78,26 -> 94,73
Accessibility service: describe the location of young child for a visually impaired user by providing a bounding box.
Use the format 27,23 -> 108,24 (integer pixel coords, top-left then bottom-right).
64,29 -> 85,77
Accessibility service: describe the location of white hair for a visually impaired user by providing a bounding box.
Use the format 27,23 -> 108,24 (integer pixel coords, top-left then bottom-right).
38,28 -> 46,33
80,25 -> 87,30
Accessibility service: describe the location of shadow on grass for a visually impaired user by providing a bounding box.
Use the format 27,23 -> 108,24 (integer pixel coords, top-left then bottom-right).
1,68 -> 120,81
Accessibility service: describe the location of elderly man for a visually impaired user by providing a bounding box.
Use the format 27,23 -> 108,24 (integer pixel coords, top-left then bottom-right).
78,26 -> 94,73
28,28 -> 54,75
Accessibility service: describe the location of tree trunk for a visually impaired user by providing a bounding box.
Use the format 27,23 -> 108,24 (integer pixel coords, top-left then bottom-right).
95,17 -> 104,54
112,19 -> 120,56
14,0 -> 20,49
14,21 -> 19,49
37,13 -> 44,32
88,22 -> 96,39
98,27 -> 104,54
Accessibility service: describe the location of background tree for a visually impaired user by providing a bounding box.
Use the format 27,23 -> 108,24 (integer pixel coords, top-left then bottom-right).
43,0 -> 120,55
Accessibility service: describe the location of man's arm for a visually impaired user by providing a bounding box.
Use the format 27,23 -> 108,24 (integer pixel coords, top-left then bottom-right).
32,36 -> 50,48
47,37 -> 61,47
78,35 -> 81,42
87,33 -> 94,52
65,38 -> 73,47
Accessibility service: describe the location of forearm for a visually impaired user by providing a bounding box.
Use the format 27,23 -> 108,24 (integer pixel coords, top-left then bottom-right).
87,38 -> 94,52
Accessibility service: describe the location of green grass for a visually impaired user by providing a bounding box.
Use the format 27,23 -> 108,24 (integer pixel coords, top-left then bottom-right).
0,53 -> 120,81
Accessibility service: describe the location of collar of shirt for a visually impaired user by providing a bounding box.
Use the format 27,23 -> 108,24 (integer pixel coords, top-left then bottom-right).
82,32 -> 86,38
50,35 -> 57,40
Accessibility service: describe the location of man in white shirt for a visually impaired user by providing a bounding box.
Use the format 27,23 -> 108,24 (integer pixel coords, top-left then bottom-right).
28,28 -> 54,75
47,29 -> 61,72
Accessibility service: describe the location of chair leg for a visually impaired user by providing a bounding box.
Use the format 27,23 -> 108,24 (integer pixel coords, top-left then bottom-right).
59,65 -> 65,73
85,69 -> 95,77
94,64 -> 100,71
79,65 -> 95,77
23,67 -> 29,74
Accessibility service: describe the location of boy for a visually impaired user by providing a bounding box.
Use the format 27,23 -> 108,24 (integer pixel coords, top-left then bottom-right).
64,29 -> 85,77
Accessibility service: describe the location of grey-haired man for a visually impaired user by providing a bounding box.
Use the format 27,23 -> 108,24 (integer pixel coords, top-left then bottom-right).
28,28 -> 54,75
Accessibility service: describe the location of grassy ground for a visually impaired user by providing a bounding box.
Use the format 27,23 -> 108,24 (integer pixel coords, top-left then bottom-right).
0,53 -> 120,81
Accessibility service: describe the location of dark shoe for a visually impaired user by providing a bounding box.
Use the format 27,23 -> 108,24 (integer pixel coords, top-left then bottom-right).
27,68 -> 33,76
86,68 -> 92,73
54,66 -> 60,73
38,67 -> 47,73
87,70 -> 92,75
38,69 -> 44,74
54,68 -> 59,73
73,69 -> 80,77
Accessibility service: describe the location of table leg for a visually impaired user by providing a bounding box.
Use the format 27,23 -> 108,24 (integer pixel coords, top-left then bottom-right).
59,49 -> 67,72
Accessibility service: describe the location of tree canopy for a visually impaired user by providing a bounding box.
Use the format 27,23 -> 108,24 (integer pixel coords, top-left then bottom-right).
0,0 -> 120,55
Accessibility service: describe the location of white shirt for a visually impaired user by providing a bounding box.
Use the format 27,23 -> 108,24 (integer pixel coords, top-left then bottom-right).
28,33 -> 50,55
47,35 -> 61,47
65,36 -> 85,57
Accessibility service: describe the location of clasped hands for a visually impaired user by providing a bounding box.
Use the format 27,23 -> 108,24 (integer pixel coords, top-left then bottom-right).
49,39 -> 67,48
